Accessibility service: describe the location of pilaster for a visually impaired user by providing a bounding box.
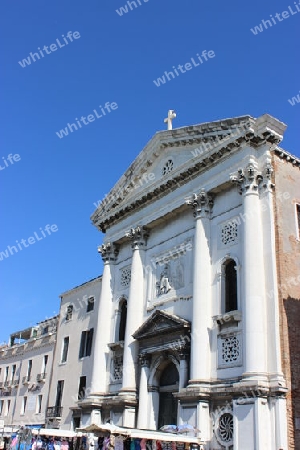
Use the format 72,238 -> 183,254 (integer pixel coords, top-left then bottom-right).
260,159 -> 285,386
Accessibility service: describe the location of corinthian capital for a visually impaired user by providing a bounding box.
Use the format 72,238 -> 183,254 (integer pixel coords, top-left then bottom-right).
125,226 -> 149,250
139,354 -> 151,367
98,242 -> 119,263
186,189 -> 214,219
230,161 -> 263,194
261,161 -> 275,192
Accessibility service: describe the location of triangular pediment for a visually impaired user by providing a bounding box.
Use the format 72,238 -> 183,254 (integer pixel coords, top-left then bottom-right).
132,310 -> 190,340
91,114 -> 286,232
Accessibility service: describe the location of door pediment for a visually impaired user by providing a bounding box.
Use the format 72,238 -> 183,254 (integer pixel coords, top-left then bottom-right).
133,310 -> 190,340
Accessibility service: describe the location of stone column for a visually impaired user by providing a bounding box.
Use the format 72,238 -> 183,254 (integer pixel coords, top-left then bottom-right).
231,161 -> 267,380
186,189 -> 214,383
90,242 -> 119,394
137,354 -> 151,429
121,226 -> 149,397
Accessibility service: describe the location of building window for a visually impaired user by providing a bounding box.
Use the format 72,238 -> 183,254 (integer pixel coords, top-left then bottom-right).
42,355 -> 48,374
31,328 -> 38,338
86,297 -> 94,313
0,400 -> 4,416
4,367 -> 9,382
11,365 -> 16,381
5,400 -> 11,416
66,305 -> 73,321
78,376 -> 86,400
79,329 -> 94,358
55,380 -> 64,408
296,204 -> 300,239
224,259 -> 237,313
42,326 -> 49,335
36,395 -> 42,414
21,396 -> 27,415
61,337 -> 69,363
118,300 -> 127,342
27,360 -> 32,380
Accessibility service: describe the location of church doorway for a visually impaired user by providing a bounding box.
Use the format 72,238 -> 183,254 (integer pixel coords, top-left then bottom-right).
158,361 -> 179,428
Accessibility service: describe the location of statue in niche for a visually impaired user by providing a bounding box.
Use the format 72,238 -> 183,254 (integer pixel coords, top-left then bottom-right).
157,264 -> 172,296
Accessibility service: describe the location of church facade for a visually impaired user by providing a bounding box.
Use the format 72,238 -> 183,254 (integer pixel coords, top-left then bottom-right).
75,113 -> 299,449
5,113 -> 299,449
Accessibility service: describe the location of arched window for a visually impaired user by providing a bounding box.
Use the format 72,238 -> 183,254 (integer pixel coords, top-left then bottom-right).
224,259 -> 237,313
118,300 -> 127,341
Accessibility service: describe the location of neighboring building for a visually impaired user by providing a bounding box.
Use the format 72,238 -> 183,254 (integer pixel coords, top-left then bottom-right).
0,316 -> 58,429
73,113 -> 299,449
46,276 -> 102,431
272,150 -> 300,448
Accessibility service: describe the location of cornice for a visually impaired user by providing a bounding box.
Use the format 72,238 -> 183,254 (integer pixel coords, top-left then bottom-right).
274,147 -> 300,167
91,115 -> 286,233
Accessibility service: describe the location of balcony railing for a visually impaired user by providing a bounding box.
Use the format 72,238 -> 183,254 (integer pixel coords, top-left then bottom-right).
4,381 -> 11,387
13,379 -> 20,386
36,373 -> 46,382
22,376 -> 31,384
0,382 -> 3,389
46,406 -> 63,418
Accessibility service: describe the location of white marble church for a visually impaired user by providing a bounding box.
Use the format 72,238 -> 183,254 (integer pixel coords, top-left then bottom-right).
71,113 -> 297,449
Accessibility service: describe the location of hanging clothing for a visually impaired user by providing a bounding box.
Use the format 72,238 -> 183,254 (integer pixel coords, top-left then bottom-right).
114,437 -> 123,450
139,440 -> 146,450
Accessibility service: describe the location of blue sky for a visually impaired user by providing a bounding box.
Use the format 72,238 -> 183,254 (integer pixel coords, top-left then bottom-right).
0,0 -> 299,342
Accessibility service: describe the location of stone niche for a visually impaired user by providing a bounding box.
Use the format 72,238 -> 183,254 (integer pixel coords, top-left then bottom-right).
147,240 -> 192,307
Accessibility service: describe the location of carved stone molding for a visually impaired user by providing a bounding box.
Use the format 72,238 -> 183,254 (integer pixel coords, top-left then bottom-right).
98,242 -> 119,263
139,354 -> 151,368
125,226 -> 149,250
186,188 -> 214,219
178,350 -> 189,361
230,161 -> 263,194
261,161 -> 275,193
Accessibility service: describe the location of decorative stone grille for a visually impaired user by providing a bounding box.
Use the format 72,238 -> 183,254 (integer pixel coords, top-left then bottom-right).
113,356 -> 123,381
218,333 -> 242,368
221,222 -> 238,245
218,413 -> 233,445
162,159 -> 174,176
120,267 -> 131,287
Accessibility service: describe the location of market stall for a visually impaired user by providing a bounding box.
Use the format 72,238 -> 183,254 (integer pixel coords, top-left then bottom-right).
78,424 -> 204,450
31,429 -> 77,438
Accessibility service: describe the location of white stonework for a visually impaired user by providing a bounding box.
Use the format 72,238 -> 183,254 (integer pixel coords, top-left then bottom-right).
86,114 -> 290,449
